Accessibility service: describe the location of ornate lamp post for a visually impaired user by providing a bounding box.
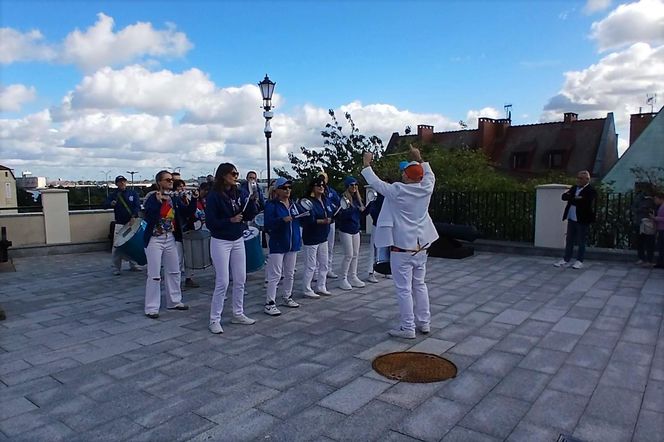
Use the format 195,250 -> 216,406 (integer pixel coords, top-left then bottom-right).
126,171 -> 137,189
101,170 -> 111,197
258,74 -> 276,186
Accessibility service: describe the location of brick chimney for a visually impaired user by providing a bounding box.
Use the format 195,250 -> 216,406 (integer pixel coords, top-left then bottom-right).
629,111 -> 656,145
417,125 -> 434,143
563,112 -> 578,123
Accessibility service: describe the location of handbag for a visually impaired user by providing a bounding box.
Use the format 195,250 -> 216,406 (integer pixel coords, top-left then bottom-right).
640,218 -> 656,235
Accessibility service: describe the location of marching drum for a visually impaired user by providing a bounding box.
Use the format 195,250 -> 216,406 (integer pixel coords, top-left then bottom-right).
373,246 -> 392,275
253,212 -> 264,230
243,226 -> 264,273
115,220 -> 148,266
182,229 -> 212,270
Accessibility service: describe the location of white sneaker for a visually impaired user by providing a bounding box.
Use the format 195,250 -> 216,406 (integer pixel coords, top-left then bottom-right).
282,297 -> 300,308
209,321 -> 223,334
327,271 -> 339,279
553,259 -> 569,268
231,314 -> 256,325
572,260 -> 584,270
338,279 -> 353,291
417,323 -> 431,334
264,302 -> 281,316
303,290 -> 320,299
349,277 -> 366,288
317,288 -> 332,296
367,273 -> 379,283
388,327 -> 416,339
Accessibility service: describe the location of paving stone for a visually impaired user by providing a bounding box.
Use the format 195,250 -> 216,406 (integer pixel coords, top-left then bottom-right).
395,397 -> 469,442
621,326 -> 659,345
408,337 -> 456,355
633,409 -> 664,442
468,350 -> 522,377
552,317 -> 591,335
257,362 -> 328,391
591,315 -> 627,331
459,393 -> 531,439
438,370 -> 501,406
530,308 -> 568,323
565,344 -> 612,370
258,380 -> 335,419
67,416 -> 145,442
475,322 -> 514,340
10,421 -> 75,442
518,347 -> 568,374
573,416 -> 633,442
642,380 -> 664,413
493,367 -> 551,402
325,400 -> 409,441
492,309 -> 530,325
514,319 -> 553,337
506,421 -> 561,442
537,330 -> 581,352
131,412 -> 215,442
599,359 -> 649,392
189,408 -> 277,442
260,405 -> 344,442
318,377 -> 392,415
523,389 -> 588,431
585,385 -> 643,427
610,341 -> 654,366
0,396 -> 38,421
355,340 -> 412,360
316,358 -> 370,388
494,333 -> 539,355
0,410 -> 58,437
378,381 -> 442,410
448,336 -> 498,357
548,364 -> 601,396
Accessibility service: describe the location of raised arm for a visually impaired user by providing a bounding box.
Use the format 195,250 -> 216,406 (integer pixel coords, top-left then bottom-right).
361,152 -> 397,200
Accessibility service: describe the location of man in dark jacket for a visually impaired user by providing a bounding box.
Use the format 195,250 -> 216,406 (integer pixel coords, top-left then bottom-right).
105,175 -> 142,275
554,170 -> 597,270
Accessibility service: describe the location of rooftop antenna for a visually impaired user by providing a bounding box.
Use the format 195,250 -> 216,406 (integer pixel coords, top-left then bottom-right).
504,104 -> 512,120
646,94 -> 656,113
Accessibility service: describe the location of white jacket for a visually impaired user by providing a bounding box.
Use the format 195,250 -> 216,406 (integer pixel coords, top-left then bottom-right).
361,162 -> 439,250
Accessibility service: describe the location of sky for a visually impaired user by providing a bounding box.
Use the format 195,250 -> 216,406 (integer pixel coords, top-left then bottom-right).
1,0 -> 663,181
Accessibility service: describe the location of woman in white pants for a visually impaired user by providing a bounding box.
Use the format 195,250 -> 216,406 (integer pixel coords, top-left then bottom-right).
301,176 -> 334,298
263,177 -> 302,315
318,172 -> 341,279
142,170 -> 195,319
205,163 -> 259,334
335,176 -> 367,291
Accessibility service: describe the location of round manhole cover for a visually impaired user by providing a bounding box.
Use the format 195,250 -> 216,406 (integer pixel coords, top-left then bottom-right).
372,352 -> 458,383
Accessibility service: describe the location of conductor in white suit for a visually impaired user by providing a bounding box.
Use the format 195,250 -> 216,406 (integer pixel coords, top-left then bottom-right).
361,145 -> 439,339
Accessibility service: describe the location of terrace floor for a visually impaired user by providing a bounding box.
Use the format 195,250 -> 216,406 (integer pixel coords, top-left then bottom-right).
0,246 -> 663,441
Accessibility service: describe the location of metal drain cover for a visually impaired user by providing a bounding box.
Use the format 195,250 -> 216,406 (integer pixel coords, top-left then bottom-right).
372,352 -> 457,383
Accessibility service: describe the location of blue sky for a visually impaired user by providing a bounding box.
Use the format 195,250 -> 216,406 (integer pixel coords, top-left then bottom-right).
1,0 -> 663,180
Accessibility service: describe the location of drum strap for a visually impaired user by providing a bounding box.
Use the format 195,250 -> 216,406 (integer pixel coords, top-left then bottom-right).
117,193 -> 133,217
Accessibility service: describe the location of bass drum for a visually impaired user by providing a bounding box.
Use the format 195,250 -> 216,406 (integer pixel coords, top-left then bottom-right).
373,246 -> 392,275
243,226 -> 264,273
115,220 -> 147,266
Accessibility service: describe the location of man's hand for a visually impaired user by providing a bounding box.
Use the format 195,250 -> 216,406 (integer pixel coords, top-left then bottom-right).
230,213 -> 243,223
363,152 -> 373,167
111,200 -> 117,207
282,216 -> 293,223
408,144 -> 423,162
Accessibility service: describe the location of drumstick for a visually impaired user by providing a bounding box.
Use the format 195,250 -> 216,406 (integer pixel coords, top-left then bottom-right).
293,211 -> 310,219
384,152 -> 407,157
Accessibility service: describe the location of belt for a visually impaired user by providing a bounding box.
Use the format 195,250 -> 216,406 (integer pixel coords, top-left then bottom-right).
390,244 -> 429,255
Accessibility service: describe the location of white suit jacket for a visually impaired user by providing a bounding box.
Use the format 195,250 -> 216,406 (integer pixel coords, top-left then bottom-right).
361,162 -> 439,250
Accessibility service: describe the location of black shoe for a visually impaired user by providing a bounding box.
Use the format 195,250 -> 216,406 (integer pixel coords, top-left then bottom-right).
167,304 -> 189,311
184,278 -> 200,288
145,313 -> 159,319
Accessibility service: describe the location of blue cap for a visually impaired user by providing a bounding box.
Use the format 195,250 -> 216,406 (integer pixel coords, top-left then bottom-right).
399,161 -> 409,171
274,177 -> 291,189
344,176 -> 358,188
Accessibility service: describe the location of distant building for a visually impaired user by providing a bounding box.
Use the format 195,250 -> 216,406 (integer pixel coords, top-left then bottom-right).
386,112 -> 619,179
602,107 -> 664,192
0,165 -> 18,213
15,172 -> 47,189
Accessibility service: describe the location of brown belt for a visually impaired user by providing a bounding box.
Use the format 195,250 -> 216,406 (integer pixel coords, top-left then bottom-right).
390,245 -> 429,255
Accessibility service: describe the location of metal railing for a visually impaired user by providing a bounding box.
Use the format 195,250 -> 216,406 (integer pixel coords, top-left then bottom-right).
589,192 -> 635,249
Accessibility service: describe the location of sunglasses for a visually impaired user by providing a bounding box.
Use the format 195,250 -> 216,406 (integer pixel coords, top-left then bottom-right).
279,186 -> 292,190
314,183 -> 324,187
230,171 -> 239,177
161,178 -> 173,182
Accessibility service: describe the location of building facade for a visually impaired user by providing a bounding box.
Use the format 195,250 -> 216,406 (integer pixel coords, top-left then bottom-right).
0,165 -> 18,213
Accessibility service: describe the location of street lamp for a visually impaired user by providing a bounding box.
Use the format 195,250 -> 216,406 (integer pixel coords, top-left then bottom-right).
101,170 -> 111,196
258,74 -> 276,186
126,171 -> 137,189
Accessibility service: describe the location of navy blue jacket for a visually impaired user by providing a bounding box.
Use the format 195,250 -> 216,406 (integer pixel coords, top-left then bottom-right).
264,198 -> 302,253
142,192 -> 196,247
205,187 -> 258,241
104,189 -> 140,225
367,194 -> 384,227
300,196 -> 334,246
240,181 -> 266,211
335,194 -> 365,235
324,187 -> 341,224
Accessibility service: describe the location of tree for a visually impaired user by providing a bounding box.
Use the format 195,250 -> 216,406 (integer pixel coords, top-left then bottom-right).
275,110 -> 384,192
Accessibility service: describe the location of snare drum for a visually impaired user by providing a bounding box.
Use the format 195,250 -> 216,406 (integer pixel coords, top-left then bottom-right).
244,226 -> 264,273
115,220 -> 147,266
373,246 -> 391,275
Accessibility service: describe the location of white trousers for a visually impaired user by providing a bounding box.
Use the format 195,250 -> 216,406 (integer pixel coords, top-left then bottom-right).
176,241 -> 193,279
112,223 -> 138,270
266,252 -> 298,303
210,237 -> 245,322
303,242 -> 328,292
368,227 -> 376,274
327,225 -> 336,270
144,234 -> 182,314
338,231 -> 360,280
390,251 -> 431,332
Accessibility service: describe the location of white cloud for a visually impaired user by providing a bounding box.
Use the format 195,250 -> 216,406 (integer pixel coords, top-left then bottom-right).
465,107 -> 503,127
584,0 -> 613,14
62,13 -> 192,71
590,0 -> 664,51
0,84 -> 37,112
1,13 -> 192,71
0,28 -> 56,64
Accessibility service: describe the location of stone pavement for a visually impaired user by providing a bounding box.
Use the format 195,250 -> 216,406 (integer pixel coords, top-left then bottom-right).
0,247 -> 662,442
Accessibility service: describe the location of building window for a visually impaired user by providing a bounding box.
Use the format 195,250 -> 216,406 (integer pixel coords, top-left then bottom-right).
511,152 -> 528,169
548,151 -> 564,169
5,183 -> 11,199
